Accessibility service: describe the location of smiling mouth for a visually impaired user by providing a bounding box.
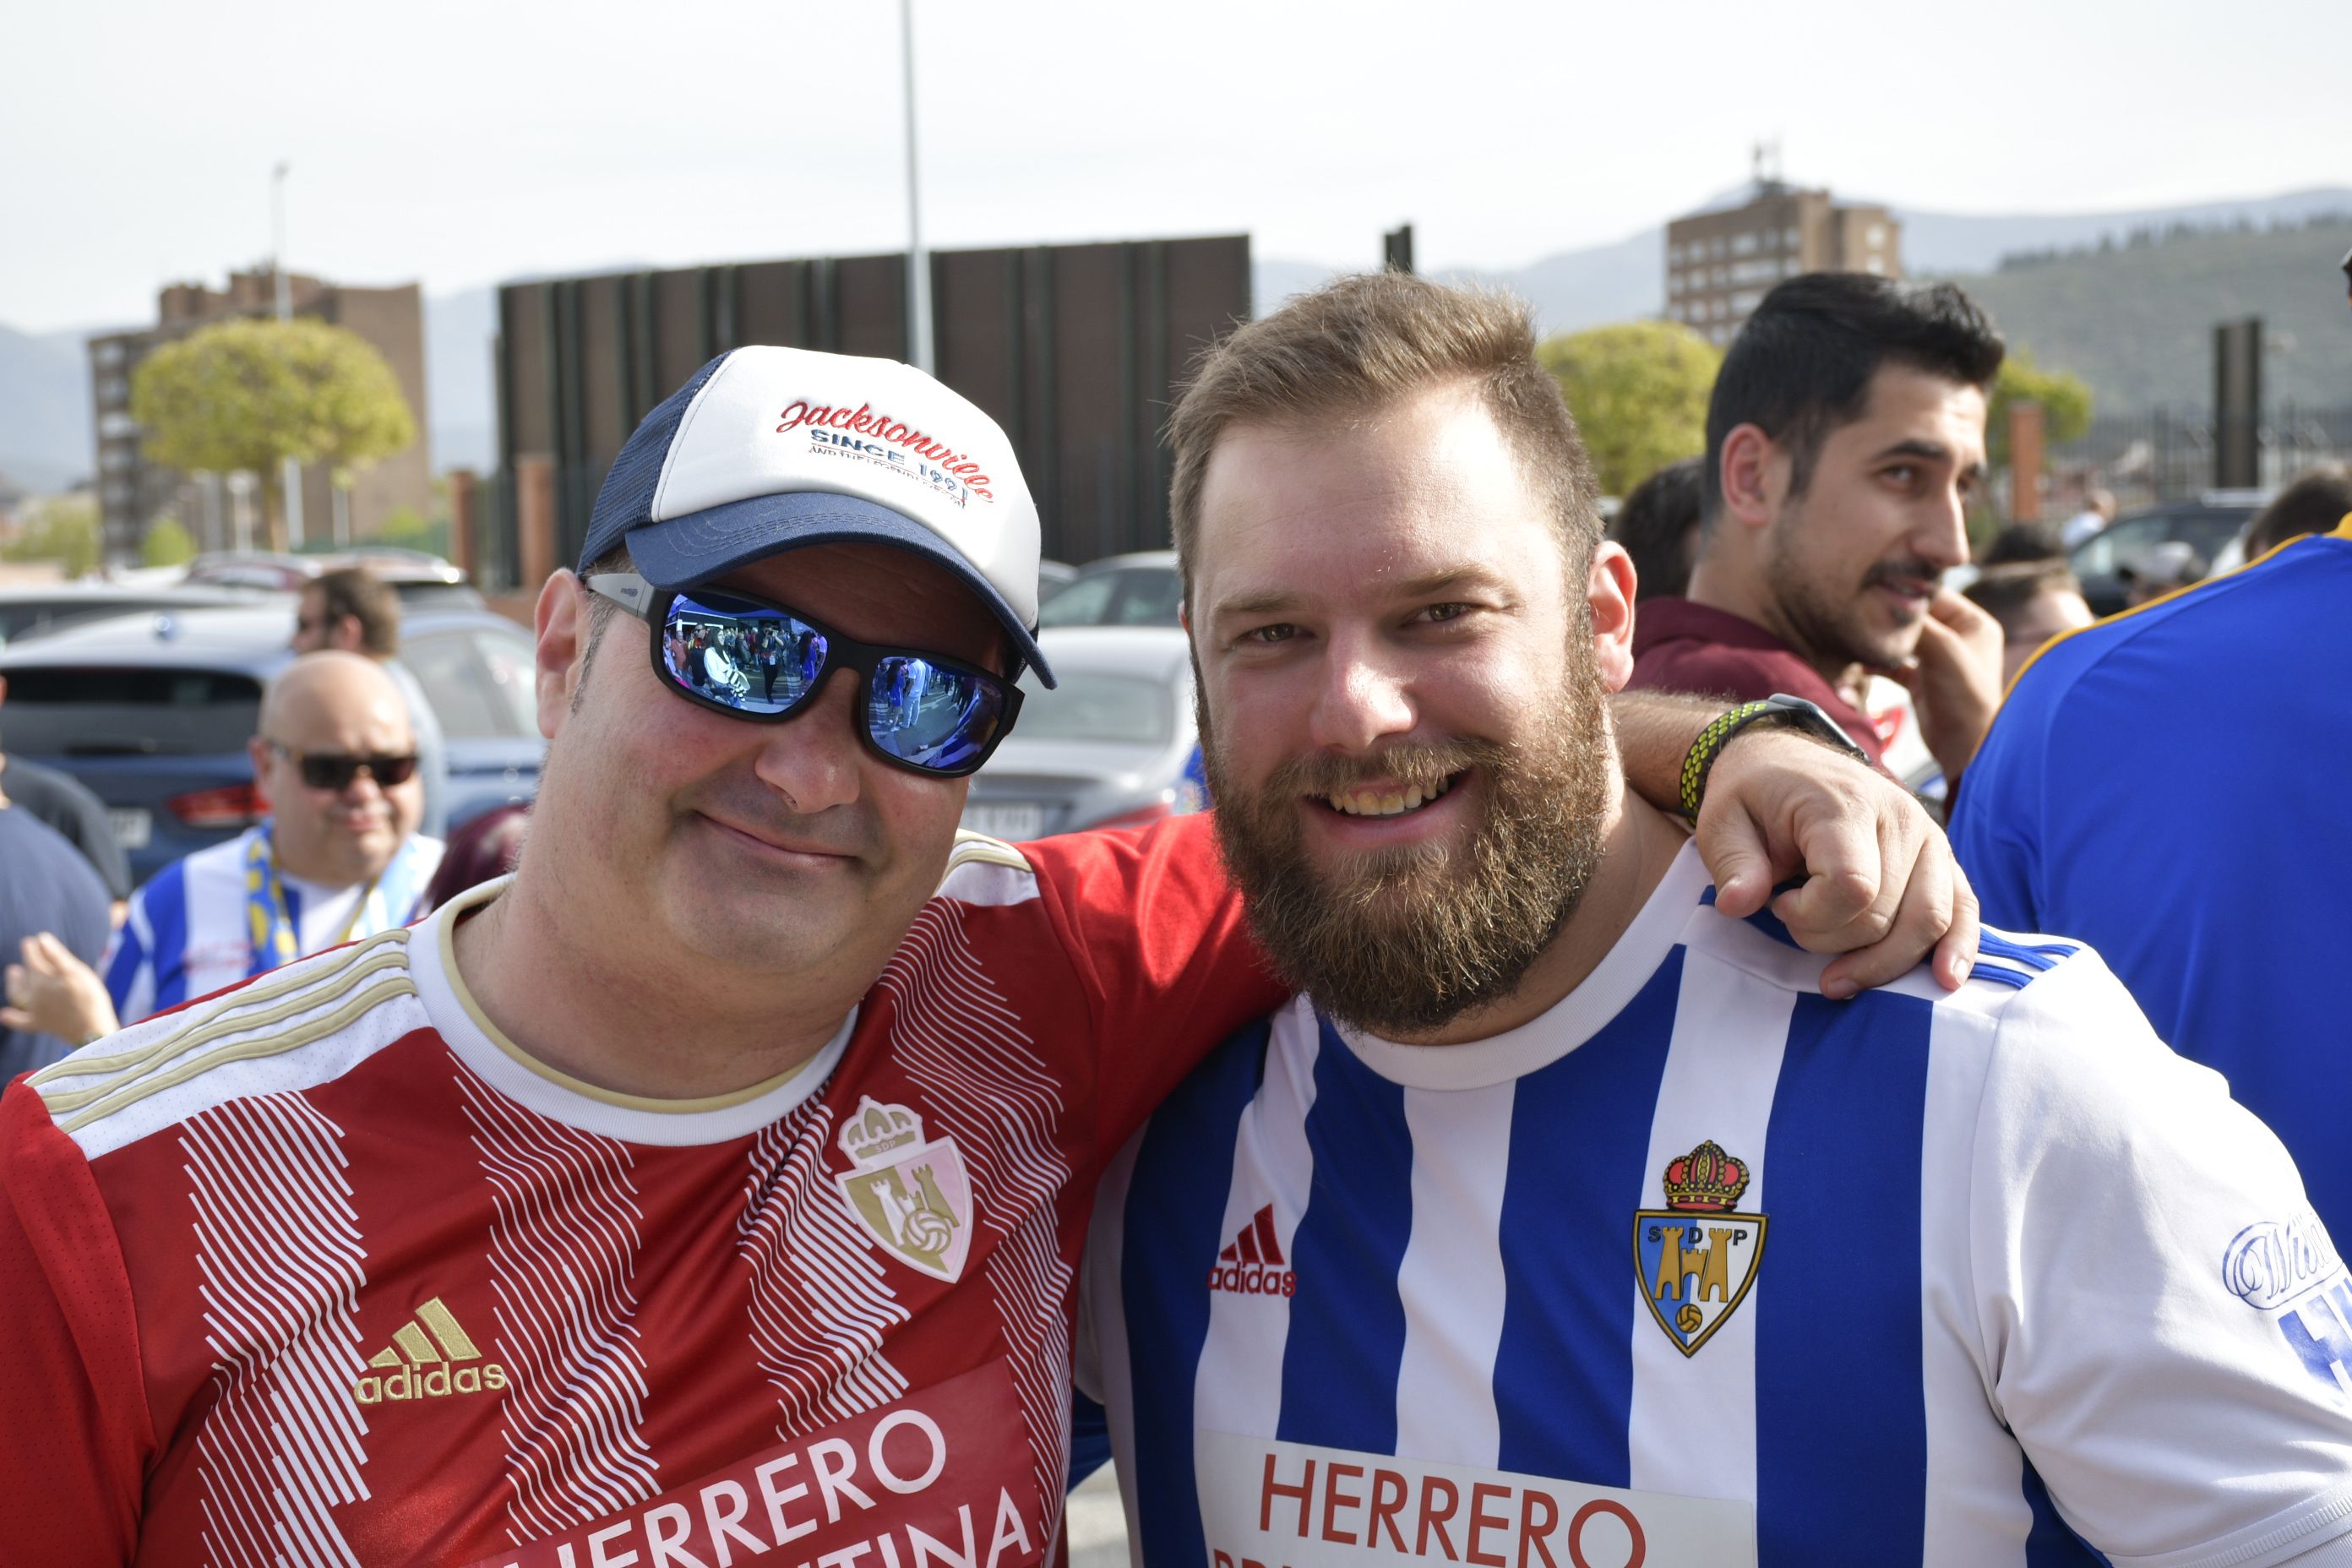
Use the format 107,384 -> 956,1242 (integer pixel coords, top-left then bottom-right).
1318,771 -> 1464,819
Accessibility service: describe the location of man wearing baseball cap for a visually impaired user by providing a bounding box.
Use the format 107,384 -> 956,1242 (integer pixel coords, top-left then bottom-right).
0,344 -> 1974,1565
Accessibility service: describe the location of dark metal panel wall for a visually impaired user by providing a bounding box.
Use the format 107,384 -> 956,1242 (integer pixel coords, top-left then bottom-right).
493,235 -> 1249,573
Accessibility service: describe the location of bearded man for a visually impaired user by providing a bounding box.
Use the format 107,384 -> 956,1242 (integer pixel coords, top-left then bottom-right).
1078,274 -> 2352,1566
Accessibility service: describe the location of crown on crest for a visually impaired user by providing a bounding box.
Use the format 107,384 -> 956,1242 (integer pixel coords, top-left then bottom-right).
839,1097 -> 926,1166
1661,1139 -> 1750,1212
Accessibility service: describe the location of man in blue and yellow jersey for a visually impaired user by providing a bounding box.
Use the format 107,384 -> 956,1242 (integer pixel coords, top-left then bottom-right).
1951,248 -> 2352,1257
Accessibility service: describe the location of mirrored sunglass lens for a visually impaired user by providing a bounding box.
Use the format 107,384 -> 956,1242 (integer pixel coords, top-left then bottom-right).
867,657 -> 1005,773
660,592 -> 828,715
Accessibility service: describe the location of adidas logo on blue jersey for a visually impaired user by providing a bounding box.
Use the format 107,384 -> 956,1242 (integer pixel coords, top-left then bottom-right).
1207,1205 -> 1296,1298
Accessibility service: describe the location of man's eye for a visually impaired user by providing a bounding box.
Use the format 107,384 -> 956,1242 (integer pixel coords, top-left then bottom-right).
1418,602 -> 1473,624
1883,465 -> 1919,487
1239,623 -> 1297,645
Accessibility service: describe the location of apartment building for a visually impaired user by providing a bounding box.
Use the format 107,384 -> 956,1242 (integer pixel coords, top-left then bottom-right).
1665,182 -> 1902,346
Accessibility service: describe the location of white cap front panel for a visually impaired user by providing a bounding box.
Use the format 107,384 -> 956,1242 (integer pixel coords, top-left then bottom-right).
650,346 -> 1043,624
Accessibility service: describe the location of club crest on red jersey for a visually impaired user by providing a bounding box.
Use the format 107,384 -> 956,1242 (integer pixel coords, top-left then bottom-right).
1632,1139 -> 1768,1357
836,1097 -> 974,1283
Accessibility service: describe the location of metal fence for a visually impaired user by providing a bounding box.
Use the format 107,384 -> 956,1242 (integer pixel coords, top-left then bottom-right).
2050,406 -> 2352,511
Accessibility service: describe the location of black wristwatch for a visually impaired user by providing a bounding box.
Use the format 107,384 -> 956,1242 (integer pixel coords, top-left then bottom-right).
1677,694 -> 1869,820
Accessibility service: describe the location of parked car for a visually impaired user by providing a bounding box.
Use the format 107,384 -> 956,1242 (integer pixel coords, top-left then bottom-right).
1036,551 -> 1184,629
2069,494 -> 2266,616
181,547 -> 484,608
0,602 -> 542,882
960,626 -> 1202,841
1037,558 -> 1080,599
0,581 -> 286,649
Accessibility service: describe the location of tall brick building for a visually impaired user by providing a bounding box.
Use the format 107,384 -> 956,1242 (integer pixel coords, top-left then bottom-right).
88,270 -> 431,562
1664,181 -> 1901,347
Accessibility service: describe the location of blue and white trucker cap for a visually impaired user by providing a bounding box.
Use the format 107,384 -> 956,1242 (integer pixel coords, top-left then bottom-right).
580,346 -> 1054,686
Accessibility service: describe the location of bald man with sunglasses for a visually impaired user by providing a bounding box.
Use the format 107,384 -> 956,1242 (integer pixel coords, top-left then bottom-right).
0,348 -> 1976,1566
99,650 -> 444,1025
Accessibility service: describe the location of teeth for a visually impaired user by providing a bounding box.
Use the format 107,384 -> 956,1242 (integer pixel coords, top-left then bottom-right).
1325,775 -> 1456,817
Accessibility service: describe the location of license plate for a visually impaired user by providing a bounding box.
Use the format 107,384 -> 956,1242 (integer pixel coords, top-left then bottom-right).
961,802 -> 1048,841
106,808 -> 153,851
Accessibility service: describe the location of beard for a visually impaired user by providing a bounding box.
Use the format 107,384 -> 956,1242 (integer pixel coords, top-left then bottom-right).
1200,643 -> 1615,1039
1762,501 -> 1941,672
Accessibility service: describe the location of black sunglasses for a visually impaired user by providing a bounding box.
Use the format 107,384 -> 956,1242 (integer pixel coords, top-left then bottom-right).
267,743 -> 420,792
588,573 -> 1023,779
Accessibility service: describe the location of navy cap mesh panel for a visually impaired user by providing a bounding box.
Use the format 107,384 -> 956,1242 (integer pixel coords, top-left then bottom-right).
577,352 -> 732,570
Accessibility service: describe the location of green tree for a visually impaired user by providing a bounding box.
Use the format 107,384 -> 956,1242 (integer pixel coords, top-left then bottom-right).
0,495 -> 101,578
129,318 -> 416,552
140,514 -> 198,568
1986,347 -> 2094,465
1536,321 -> 1722,498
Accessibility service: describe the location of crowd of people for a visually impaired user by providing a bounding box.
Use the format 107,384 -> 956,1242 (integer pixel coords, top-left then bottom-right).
0,259 -> 2348,1565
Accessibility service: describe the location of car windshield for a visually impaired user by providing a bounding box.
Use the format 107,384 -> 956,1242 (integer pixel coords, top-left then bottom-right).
1010,671 -> 1175,745
0,666 -> 264,755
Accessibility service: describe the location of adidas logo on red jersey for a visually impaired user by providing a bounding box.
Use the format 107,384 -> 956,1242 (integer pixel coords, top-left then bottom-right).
1207,1205 -> 1296,1298
351,1297 -> 507,1405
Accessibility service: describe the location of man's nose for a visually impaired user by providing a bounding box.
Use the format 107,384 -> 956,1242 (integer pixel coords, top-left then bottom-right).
750,667 -> 865,813
1306,639 -> 1417,754
337,769 -> 386,806
1917,484 -> 1974,569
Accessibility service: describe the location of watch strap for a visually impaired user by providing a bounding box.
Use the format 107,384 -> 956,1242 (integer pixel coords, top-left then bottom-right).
1677,694 -> 1867,820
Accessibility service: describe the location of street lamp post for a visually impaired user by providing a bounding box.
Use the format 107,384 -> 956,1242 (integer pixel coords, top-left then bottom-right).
274,161 -> 305,549
901,0 -> 932,374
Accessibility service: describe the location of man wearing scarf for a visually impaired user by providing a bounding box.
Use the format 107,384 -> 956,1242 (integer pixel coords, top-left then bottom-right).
104,651 -> 443,1025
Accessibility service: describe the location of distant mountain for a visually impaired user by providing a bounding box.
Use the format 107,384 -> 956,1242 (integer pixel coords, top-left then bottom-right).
7,187 -> 2346,497
1255,185 -> 2352,414
1941,219 -> 2352,411
1254,185 -> 2352,337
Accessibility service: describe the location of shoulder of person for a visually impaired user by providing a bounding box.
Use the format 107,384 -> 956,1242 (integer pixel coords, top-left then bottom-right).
21,926 -> 430,1165
1944,934 -> 2263,1162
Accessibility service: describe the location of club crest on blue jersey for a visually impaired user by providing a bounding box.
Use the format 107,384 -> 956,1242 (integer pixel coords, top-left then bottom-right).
835,1096 -> 974,1283
1634,1139 -> 1768,1358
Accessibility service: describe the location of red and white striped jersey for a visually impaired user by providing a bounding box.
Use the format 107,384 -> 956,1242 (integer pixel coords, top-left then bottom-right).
0,817 -> 1279,1568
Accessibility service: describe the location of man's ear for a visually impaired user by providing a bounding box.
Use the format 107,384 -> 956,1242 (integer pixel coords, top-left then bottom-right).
1716,424 -> 1783,531
330,614 -> 366,654
1586,542 -> 1641,693
247,736 -> 274,808
536,570 -> 592,740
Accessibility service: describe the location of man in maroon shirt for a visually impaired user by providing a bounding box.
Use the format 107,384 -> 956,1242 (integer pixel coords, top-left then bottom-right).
1631,273 -> 2008,781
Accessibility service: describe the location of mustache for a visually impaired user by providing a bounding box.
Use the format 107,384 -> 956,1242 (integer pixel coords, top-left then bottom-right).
1863,558 -> 1944,591
1262,739 -> 1496,799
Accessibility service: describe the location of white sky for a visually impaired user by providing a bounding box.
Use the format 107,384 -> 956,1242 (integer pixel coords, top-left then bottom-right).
2,0 -> 2341,333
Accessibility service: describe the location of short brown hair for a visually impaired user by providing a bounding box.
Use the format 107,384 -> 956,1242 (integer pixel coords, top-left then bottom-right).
2246,466 -> 2352,556
1963,559 -> 2082,629
308,566 -> 401,657
1166,273 -> 1602,600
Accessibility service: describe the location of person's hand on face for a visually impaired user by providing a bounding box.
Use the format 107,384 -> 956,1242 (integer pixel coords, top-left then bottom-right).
1879,587 -> 2005,780
1696,724 -> 1980,998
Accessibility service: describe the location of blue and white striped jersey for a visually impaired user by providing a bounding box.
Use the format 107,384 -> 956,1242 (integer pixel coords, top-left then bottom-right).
1080,842 -> 2352,1568
104,825 -> 443,1024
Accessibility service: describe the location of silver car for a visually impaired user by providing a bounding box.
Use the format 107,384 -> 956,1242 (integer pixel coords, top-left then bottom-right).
960,626 -> 1203,841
